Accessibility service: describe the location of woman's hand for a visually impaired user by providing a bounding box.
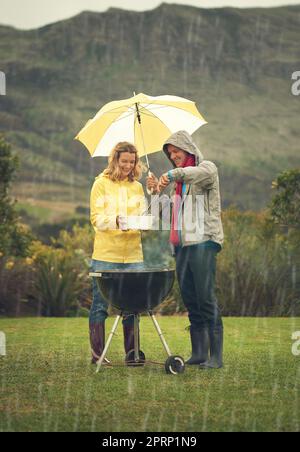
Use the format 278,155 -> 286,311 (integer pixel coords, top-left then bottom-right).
146,172 -> 159,193
116,216 -> 128,231
157,173 -> 170,193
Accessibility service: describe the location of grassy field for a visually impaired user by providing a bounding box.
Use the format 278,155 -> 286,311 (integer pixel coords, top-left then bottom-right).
0,317 -> 299,432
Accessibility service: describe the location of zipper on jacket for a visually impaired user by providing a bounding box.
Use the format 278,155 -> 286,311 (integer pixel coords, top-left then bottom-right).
207,191 -> 211,216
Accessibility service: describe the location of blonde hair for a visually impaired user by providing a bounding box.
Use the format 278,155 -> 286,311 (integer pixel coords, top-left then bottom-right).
103,142 -> 144,182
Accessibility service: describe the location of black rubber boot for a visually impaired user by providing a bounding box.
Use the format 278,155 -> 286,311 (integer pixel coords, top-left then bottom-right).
199,327 -> 223,369
123,324 -> 136,355
123,321 -> 141,358
89,322 -> 105,364
186,327 -> 209,365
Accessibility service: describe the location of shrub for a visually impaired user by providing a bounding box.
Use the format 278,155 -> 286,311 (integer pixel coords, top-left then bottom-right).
0,256 -> 35,316
217,208 -> 300,316
32,252 -> 81,317
28,227 -> 92,317
0,134 -> 32,258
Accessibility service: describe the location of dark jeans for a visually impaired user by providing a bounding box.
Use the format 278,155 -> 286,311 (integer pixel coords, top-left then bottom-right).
175,245 -> 223,330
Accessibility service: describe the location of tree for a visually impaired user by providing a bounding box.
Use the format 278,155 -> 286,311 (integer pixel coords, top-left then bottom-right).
0,134 -> 31,257
270,169 -> 300,229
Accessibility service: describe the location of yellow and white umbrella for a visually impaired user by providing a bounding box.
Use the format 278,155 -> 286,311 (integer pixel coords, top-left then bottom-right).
75,92 -> 207,170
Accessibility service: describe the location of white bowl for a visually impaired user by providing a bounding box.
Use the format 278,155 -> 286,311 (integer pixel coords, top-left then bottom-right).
126,215 -> 154,230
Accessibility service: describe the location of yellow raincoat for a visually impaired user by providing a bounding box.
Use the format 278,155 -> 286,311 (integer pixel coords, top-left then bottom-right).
90,173 -> 145,263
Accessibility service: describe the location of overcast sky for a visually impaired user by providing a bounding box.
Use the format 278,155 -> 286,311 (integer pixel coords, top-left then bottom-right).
1,0 -> 300,29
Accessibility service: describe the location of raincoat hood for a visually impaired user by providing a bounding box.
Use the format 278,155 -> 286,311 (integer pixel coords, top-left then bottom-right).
163,130 -> 204,167
95,172 -> 128,182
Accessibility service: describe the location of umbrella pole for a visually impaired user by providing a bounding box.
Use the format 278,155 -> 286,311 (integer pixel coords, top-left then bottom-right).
139,124 -> 153,195
139,124 -> 151,173
134,96 -> 150,170
134,99 -> 153,193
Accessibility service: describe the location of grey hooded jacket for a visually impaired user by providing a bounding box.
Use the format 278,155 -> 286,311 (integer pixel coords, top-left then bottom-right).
163,130 -> 224,248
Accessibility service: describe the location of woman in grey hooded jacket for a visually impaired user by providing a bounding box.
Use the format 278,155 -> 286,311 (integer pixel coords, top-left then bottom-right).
147,130 -> 224,369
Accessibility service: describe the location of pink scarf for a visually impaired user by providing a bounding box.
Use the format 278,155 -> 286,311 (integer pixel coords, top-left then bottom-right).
170,154 -> 196,246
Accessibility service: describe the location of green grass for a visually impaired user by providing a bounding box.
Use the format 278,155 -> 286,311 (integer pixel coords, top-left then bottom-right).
0,317 -> 299,432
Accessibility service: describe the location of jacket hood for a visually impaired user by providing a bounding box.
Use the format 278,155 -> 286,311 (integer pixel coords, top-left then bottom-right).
95,172 -> 132,183
163,130 -> 204,167
95,172 -> 106,180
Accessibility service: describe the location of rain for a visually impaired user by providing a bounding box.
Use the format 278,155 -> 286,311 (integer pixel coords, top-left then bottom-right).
0,0 -> 300,436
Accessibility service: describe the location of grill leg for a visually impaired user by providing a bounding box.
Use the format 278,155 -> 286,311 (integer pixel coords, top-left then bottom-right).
96,314 -> 122,373
148,311 -> 172,357
134,314 -> 140,362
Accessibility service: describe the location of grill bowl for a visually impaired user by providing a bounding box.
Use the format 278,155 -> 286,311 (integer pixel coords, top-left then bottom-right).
90,268 -> 175,313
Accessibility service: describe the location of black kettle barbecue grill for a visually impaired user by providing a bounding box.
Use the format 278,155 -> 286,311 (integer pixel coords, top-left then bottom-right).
89,268 -> 185,375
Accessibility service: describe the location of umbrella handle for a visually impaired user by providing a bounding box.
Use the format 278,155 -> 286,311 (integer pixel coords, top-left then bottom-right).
146,170 -> 154,196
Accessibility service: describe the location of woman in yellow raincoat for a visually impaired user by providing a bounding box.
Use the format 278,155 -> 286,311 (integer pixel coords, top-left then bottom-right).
89,142 -> 146,364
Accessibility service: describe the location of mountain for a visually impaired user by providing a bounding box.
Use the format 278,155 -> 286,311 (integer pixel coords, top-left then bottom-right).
0,3 -> 300,222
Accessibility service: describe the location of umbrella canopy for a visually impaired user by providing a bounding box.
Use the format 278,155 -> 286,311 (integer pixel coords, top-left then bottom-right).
75,93 -> 207,160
